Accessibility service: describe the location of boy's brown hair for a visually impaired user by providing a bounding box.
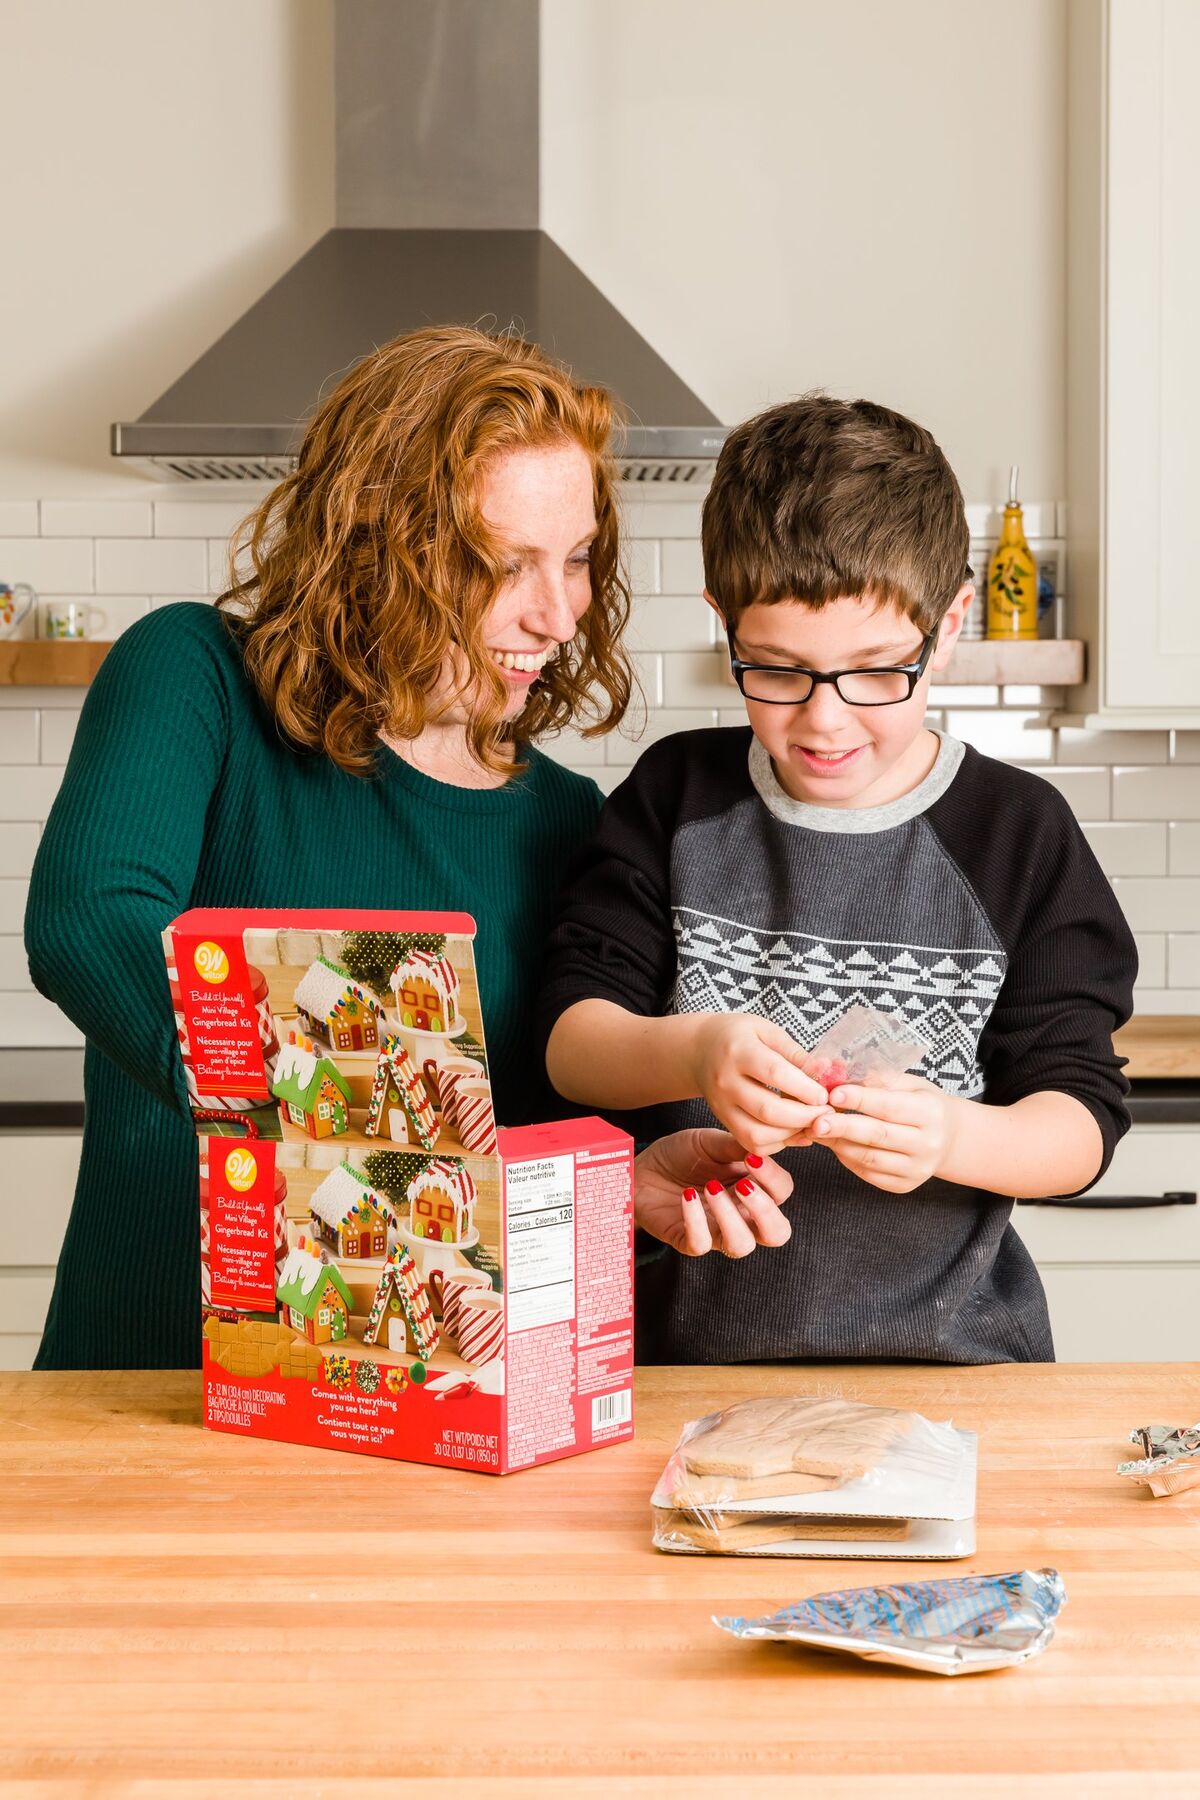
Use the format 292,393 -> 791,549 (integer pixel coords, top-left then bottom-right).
701,394 -> 970,631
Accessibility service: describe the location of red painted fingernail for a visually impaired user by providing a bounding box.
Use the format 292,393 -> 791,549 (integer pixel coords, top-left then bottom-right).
735,1178 -> 755,1197
682,1187 -> 699,1202
745,1152 -> 764,1169
704,1180 -> 724,1197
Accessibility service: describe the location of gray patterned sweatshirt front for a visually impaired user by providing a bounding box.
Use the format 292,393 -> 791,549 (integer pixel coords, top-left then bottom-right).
539,728 -> 1137,1365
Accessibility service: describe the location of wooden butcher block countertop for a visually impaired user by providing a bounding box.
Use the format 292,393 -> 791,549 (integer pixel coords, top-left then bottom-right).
1114,1015 -> 1200,1079
2,1363 -> 1199,1794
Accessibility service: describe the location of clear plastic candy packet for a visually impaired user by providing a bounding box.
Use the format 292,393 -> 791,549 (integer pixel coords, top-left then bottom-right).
1117,1423 -> 1200,1497
715,1568 -> 1066,1674
807,1003 -> 929,1092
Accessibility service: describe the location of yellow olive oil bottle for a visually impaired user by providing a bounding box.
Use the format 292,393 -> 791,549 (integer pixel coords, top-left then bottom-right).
987,465 -> 1039,639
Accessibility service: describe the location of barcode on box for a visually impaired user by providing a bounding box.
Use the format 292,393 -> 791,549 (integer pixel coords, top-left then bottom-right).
591,1389 -> 632,1434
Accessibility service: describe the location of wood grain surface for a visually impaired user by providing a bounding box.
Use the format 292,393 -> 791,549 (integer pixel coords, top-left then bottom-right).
1112,1014 -> 1200,1079
2,1363 -> 1198,1795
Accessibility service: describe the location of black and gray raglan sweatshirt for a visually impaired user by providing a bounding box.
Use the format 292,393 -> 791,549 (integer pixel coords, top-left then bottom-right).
539,728 -> 1137,1365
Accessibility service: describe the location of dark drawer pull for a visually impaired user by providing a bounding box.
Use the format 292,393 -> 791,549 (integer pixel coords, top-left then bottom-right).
1019,1190 -> 1197,1210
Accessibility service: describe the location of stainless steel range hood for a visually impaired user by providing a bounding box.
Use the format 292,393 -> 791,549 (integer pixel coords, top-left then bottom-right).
112,1 -> 723,484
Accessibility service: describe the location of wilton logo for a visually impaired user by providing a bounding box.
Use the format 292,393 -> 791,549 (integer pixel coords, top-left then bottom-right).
194,941 -> 229,984
224,1148 -> 258,1192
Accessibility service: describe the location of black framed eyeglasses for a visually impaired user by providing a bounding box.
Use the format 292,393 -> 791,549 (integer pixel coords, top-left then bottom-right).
725,622 -> 938,707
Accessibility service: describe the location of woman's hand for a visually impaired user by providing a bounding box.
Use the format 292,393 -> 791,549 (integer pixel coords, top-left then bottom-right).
687,1013 -> 832,1155
634,1128 -> 794,1257
803,1070 -> 959,1193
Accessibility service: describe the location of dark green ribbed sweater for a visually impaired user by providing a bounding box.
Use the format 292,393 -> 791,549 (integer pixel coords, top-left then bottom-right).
25,603 -> 602,1370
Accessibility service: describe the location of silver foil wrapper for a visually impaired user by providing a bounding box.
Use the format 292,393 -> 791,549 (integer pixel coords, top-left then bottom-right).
715,1567 -> 1065,1674
1118,1424 -> 1200,1496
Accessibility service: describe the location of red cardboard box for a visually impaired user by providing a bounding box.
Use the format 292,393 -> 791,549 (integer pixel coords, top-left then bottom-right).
165,909 -> 635,1473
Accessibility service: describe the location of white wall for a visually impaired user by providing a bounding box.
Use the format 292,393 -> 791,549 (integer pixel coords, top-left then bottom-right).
0,0 -> 334,497
541,0 -> 1067,501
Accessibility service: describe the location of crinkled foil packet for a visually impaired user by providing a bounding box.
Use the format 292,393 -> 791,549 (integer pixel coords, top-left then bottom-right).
1118,1424 -> 1200,1497
715,1567 -> 1065,1675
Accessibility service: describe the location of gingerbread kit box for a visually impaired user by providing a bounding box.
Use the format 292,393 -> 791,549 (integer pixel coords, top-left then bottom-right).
164,909 -> 635,1474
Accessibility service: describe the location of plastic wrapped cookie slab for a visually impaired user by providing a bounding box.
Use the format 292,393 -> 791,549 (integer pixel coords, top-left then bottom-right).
807,1004 -> 929,1092
715,1568 -> 1066,1674
651,1394 -> 977,1559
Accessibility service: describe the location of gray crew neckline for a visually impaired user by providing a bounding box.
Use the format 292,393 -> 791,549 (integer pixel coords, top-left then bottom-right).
748,729 -> 966,833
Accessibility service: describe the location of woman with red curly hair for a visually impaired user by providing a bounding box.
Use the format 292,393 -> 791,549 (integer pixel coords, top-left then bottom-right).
27,326 -> 783,1371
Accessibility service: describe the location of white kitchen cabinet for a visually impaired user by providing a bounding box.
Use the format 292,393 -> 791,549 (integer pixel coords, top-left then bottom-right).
0,1133 -> 78,1369
1012,1124 -> 1200,1360
1065,0 -> 1200,724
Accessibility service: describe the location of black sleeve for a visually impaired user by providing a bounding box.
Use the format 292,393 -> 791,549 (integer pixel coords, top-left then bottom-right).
927,751 -> 1136,1185
535,735 -> 685,1055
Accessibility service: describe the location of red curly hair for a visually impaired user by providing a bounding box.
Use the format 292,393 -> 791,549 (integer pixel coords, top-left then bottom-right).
220,325 -> 633,777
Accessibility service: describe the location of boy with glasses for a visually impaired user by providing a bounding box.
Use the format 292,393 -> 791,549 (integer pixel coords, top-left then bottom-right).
540,394 -> 1136,1364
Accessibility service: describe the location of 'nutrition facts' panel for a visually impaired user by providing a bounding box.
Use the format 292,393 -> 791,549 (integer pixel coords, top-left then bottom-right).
504,1153 -> 575,1331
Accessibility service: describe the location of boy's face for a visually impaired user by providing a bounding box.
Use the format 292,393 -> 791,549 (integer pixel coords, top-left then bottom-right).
713,587 -> 971,809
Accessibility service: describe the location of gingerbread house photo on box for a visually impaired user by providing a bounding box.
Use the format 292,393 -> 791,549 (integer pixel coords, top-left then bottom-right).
167,909 -> 635,1476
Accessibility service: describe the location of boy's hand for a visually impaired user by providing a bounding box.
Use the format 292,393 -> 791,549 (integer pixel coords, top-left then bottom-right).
806,1070 -> 958,1193
634,1128 -> 793,1257
689,1013 -> 832,1155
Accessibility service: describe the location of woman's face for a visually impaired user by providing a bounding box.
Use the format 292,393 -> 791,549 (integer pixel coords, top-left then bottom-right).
439,440 -> 598,725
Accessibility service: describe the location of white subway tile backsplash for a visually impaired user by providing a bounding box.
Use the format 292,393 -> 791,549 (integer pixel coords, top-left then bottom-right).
589,766 -> 630,797
660,539 -> 705,596
1172,732 -> 1200,764
1057,728 -> 1169,766
618,494 -> 706,539
0,879 -> 30,934
948,710 -> 1053,764
40,500 -> 151,538
0,502 -> 40,536
95,538 -> 208,596
536,729 -> 606,769
1017,765 -> 1110,819
1120,987 -> 1200,1015
1080,822 -> 1168,877
39,712 -> 80,765
207,537 -> 255,595
0,714 -> 38,765
624,595 -> 716,654
605,708 -> 718,766
0,825 -> 39,880
154,498 -> 258,539
0,767 -> 63,822
0,936 -> 32,989
624,539 -> 660,596
1131,933 -> 1167,987
0,538 -> 93,592
1113,765 -> 1200,821
1109,877 -> 1200,933
1168,823 -> 1200,876
1167,935 -> 1200,987
629,652 -> 664,709
663,649 -> 738,709
0,991 -> 83,1048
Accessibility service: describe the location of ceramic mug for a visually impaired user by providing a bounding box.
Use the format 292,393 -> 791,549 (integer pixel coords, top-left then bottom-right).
0,582 -> 35,638
39,601 -> 107,640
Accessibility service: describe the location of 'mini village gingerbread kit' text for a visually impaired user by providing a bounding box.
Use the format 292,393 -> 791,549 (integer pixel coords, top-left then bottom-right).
164,909 -> 635,1474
